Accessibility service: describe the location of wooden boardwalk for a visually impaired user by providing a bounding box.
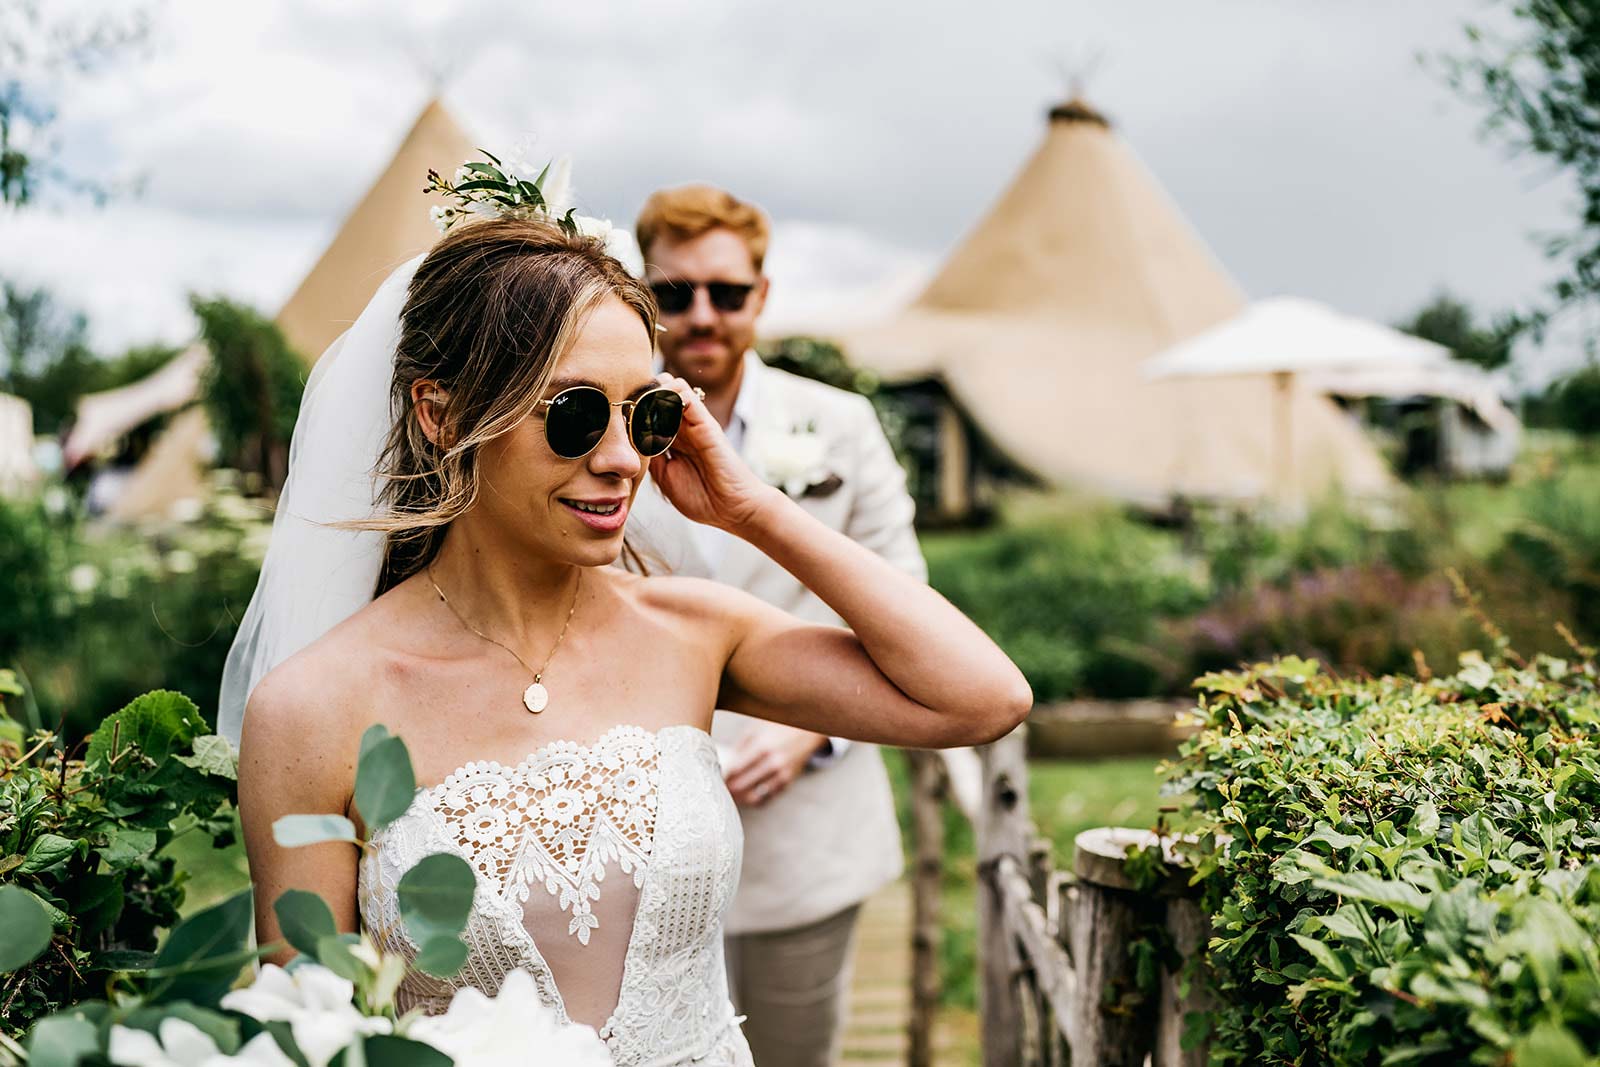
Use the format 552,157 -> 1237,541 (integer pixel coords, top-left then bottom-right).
842,881 -> 915,1063
840,881 -> 975,1065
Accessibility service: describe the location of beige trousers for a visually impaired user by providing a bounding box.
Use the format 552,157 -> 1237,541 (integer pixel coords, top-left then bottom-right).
724,904 -> 863,1067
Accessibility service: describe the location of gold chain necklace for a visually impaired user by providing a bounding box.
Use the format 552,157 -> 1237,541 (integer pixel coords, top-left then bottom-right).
426,564 -> 582,714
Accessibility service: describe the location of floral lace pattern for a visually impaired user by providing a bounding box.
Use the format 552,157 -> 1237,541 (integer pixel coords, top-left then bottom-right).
430,729 -> 658,945
358,725 -> 753,1067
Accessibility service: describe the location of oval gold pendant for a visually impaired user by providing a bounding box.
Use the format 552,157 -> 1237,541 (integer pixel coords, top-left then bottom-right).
523,682 -> 549,714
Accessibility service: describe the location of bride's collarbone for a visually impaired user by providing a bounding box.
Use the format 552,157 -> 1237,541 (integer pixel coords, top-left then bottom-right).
355,653 -> 713,792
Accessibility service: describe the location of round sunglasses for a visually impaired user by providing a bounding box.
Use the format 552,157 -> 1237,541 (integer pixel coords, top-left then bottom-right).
536,385 -> 685,459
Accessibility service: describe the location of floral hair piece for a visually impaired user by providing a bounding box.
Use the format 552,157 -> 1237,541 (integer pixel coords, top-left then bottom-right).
424,150 -> 614,245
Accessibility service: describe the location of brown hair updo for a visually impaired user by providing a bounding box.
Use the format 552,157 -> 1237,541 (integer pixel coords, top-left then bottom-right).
361,215 -> 656,594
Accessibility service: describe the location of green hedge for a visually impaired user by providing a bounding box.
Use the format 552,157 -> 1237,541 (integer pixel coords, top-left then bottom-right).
925,507 -> 1207,701
1167,653 -> 1600,1065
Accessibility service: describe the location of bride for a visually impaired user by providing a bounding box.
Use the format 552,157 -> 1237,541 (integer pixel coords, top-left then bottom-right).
228,176 -> 1030,1066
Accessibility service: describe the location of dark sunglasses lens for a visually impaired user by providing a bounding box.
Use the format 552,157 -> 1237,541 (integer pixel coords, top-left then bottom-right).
631,390 -> 684,457
544,388 -> 610,458
650,281 -> 694,314
707,283 -> 753,313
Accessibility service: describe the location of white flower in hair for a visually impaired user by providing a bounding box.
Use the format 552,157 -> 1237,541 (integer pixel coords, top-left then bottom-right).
542,156 -> 574,216
426,149 -> 607,248
575,213 -> 613,241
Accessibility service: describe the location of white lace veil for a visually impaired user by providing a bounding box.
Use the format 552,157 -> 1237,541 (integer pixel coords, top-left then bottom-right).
217,246 -> 706,746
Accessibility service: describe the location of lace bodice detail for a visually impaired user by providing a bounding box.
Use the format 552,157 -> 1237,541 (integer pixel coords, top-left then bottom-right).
431,731 -> 658,946
358,725 -> 751,1067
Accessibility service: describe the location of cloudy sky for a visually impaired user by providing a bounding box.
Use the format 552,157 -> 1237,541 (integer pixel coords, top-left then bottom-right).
2,0 -> 1585,385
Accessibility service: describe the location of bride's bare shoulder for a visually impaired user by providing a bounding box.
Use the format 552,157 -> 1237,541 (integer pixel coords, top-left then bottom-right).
608,568 -> 761,628
239,601 -> 399,763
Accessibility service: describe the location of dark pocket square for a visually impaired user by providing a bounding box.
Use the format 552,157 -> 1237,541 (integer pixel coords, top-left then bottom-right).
799,473 -> 844,499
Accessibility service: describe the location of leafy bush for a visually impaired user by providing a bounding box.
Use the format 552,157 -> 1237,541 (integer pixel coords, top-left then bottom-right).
193,296 -> 306,488
1165,652 -> 1600,1064
0,498 -> 63,666
1171,564 -> 1478,680
2,478 -> 270,737
925,507 -> 1207,701
0,686 -> 237,1035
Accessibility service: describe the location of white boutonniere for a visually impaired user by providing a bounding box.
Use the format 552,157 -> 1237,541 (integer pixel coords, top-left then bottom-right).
753,421 -> 837,498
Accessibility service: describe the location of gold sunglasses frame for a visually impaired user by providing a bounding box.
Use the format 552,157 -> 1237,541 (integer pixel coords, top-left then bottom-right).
535,384 -> 685,459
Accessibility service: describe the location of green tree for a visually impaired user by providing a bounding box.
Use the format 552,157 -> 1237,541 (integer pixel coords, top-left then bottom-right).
1,280 -> 181,436
192,296 -> 305,487
1,3 -> 150,206
1396,292 -> 1516,371
1444,2 -> 1600,315
1549,362 -> 1600,435
1,280 -> 94,434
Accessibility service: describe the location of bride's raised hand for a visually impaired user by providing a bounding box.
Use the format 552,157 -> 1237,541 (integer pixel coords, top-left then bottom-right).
647,374 -> 779,532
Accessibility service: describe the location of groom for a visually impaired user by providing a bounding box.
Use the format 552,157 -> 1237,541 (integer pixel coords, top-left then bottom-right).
636,184 -> 924,1067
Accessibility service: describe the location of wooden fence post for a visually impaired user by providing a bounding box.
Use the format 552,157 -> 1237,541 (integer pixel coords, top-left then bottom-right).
1154,895 -> 1212,1067
1069,828 -> 1167,1067
907,749 -> 946,1067
977,727 -> 1030,1067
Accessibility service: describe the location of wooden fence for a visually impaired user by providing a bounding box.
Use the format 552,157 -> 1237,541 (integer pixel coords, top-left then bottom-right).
908,727 -> 1209,1066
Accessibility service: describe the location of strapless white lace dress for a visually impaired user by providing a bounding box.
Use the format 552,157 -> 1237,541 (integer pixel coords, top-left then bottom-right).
357,724 -> 753,1066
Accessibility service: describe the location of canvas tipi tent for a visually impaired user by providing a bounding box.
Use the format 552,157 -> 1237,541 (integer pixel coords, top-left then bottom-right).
98,99 -> 476,521
840,100 -> 1394,509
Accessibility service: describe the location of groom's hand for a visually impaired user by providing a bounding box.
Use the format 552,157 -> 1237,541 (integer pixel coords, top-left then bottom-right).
724,722 -> 828,808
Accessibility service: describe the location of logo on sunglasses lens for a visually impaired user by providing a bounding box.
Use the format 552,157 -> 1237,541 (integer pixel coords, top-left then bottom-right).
649,281 -> 754,315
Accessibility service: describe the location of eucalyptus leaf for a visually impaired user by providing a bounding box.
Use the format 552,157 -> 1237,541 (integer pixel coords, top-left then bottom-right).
315,934 -> 364,982
145,887 -> 255,1005
273,814 -> 359,848
24,1013 -> 101,1067
359,1035 -> 452,1067
94,949 -> 157,972
275,890 -> 338,959
354,734 -> 416,833
411,935 -> 469,979
357,723 -> 391,762
396,853 -> 476,943
0,885 -> 53,972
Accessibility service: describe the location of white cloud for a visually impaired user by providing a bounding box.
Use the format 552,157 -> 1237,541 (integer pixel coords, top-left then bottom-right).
0,0 -> 1583,386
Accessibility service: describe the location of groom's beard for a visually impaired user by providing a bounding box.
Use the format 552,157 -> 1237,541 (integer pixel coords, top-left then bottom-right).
666,326 -> 739,388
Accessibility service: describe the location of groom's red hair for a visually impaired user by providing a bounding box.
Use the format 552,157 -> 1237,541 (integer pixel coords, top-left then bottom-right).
636,184 -> 771,271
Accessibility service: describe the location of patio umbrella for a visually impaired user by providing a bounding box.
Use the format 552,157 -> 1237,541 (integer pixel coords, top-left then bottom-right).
1142,296 -> 1451,501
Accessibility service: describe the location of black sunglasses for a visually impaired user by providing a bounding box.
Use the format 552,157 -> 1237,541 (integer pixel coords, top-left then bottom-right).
649,279 -> 755,315
536,385 -> 684,460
